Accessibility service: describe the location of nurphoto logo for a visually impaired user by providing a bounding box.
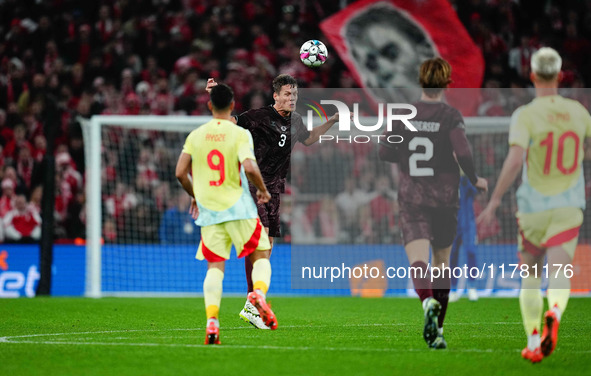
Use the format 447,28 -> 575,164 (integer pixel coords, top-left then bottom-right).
304,99 -> 417,144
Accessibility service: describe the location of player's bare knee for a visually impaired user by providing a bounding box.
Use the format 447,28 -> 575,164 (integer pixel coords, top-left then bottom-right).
207,261 -> 225,272
249,249 -> 270,263
520,251 -> 544,268
547,245 -> 572,265
432,246 -> 452,268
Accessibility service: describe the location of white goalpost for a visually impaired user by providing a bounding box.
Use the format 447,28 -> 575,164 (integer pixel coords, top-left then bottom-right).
81,115 -> 511,298
81,115 -> 210,297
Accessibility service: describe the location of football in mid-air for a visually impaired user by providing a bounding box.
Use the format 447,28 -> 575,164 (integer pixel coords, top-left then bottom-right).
300,40 -> 328,67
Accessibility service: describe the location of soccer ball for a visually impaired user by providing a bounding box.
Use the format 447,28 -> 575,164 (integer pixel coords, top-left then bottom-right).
300,40 -> 328,68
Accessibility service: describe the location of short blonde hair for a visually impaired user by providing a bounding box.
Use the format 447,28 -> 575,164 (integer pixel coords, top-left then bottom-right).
531,47 -> 562,81
419,57 -> 452,97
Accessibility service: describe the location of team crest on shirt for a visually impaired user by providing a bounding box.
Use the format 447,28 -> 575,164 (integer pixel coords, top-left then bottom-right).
281,126 -> 287,132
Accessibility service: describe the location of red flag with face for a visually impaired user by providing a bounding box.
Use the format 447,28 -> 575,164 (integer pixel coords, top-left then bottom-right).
320,0 -> 484,115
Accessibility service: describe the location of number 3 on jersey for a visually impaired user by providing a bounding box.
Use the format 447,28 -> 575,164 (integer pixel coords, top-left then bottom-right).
409,137 -> 434,176
278,134 -> 287,147
207,149 -> 225,186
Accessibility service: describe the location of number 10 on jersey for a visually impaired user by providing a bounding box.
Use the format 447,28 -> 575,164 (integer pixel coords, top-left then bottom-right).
540,131 -> 579,175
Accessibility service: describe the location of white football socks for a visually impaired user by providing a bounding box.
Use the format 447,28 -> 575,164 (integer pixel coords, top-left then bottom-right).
207,317 -> 219,327
254,288 -> 266,299
551,305 -> 562,323
527,329 -> 541,351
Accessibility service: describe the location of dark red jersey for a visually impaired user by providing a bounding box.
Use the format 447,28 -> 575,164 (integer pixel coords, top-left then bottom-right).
236,105 -> 310,193
384,101 -> 478,207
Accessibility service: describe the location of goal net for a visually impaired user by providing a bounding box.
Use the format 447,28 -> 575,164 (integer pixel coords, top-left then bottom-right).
82,115 -> 295,297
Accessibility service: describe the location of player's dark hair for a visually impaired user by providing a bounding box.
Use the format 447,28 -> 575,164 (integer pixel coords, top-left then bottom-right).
419,57 -> 452,98
272,74 -> 297,94
210,83 -> 234,110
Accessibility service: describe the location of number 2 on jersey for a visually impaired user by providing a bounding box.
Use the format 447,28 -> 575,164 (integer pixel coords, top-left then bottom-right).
540,131 -> 579,175
207,149 -> 225,186
409,137 -> 434,176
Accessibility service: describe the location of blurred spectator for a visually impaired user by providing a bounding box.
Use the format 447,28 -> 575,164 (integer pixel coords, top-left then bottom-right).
120,68 -> 135,97
103,217 -> 117,243
477,81 -> 507,116
174,42 -> 202,79
365,176 -> 398,244
121,202 -> 159,243
2,165 -> 24,192
290,150 -> 307,191
3,192 -> 41,243
68,63 -> 85,97
0,109 -> 13,143
562,23 -> 591,73
135,81 -> 153,109
67,24 -> 93,65
17,73 -> 46,113
288,195 -> 315,244
0,178 -> 16,216
16,145 -> 35,190
141,59 -> 165,87
105,182 -> 138,220
175,68 -> 199,114
159,192 -> 201,245
335,177 -> 370,243
56,152 -> 82,196
65,191 -> 86,239
319,197 -> 341,242
508,35 -> 536,79
122,92 -> 141,115
3,123 -> 31,162
29,185 -> 42,214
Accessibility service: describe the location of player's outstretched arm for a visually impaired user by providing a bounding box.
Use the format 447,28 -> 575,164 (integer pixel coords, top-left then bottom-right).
302,113 -> 340,146
477,145 -> 524,225
243,158 -> 271,204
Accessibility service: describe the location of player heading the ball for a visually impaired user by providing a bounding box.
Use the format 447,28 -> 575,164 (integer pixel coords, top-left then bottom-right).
206,74 -> 342,329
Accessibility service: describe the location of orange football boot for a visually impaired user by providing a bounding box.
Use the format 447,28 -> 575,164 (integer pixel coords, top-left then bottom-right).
541,309 -> 559,357
204,319 -> 221,345
521,347 -> 543,363
248,291 -> 278,330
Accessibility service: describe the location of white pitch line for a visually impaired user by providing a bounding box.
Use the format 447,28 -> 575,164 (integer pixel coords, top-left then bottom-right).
4,322 -> 589,354
0,322 -> 523,343
4,339 -> 591,354
0,339 -> 516,353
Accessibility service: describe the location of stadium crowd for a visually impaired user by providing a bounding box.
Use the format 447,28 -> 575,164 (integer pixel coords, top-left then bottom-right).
1,0 -> 591,244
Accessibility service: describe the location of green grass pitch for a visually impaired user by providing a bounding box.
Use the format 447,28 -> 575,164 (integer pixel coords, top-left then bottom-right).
1,297 -> 589,375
